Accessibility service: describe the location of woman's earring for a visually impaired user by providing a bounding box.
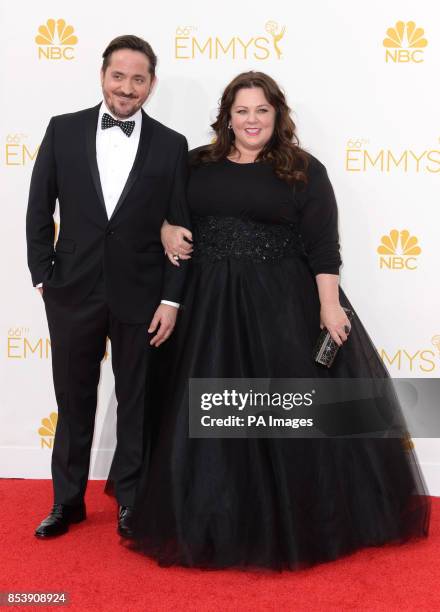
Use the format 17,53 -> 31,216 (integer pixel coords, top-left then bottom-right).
228,122 -> 232,129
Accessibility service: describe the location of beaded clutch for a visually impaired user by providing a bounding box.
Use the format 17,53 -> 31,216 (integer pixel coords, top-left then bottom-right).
313,308 -> 354,368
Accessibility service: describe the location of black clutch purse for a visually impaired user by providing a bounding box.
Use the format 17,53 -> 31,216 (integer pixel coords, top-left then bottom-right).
313,307 -> 354,368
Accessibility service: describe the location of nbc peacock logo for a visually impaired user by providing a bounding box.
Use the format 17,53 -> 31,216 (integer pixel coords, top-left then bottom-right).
383,21 -> 427,63
38,412 -> 58,449
377,229 -> 421,270
35,19 -> 78,60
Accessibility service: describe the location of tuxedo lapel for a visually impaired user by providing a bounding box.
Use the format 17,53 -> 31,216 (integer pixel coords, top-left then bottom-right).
109,109 -> 154,222
85,104 -> 108,221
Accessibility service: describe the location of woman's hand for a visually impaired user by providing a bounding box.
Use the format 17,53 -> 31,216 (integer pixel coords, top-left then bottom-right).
161,220 -> 193,267
320,303 -> 351,346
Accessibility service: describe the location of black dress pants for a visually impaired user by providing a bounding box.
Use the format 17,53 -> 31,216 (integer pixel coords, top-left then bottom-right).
43,275 -> 153,506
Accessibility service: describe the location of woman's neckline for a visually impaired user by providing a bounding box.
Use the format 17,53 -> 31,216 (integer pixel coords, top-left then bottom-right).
225,156 -> 259,166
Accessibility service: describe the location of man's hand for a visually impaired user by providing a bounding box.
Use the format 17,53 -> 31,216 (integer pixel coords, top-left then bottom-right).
148,303 -> 178,347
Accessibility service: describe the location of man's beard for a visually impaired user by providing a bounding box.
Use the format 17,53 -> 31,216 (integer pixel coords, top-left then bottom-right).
108,96 -> 140,119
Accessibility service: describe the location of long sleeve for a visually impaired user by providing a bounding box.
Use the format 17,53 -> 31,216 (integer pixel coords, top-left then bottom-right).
298,161 -> 342,276
161,136 -> 192,303
26,117 -> 58,286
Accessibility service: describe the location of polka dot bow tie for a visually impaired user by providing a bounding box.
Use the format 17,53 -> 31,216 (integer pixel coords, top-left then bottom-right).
101,113 -> 135,137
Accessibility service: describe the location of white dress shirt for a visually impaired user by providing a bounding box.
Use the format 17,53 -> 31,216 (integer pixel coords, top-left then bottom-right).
96,101 -> 141,220
38,101 -> 179,309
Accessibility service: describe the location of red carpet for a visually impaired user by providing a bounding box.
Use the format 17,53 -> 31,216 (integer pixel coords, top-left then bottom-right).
0,480 -> 438,611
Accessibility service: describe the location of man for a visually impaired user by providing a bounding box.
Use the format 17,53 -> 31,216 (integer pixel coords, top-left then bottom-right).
26,35 -> 190,538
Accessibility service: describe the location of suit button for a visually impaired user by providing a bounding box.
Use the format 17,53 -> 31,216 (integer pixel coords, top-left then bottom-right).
106,230 -> 114,236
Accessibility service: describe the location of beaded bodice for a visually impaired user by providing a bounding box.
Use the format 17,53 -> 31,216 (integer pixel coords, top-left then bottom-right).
192,215 -> 305,263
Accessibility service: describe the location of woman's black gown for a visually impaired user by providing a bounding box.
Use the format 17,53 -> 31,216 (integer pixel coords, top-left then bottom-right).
129,153 -> 431,570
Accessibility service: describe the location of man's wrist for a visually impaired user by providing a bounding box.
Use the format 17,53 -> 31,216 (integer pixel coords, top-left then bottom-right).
160,300 -> 180,309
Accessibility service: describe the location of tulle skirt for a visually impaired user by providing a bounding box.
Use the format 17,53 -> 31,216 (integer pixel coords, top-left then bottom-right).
128,253 -> 431,570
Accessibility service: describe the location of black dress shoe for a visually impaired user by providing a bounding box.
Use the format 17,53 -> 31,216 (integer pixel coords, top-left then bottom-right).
118,505 -> 134,539
34,503 -> 86,538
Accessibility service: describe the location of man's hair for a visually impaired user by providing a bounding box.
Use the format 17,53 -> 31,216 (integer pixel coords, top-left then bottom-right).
102,35 -> 157,76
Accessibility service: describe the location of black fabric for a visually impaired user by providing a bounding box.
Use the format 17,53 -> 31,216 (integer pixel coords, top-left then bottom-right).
187,153 -> 342,275
26,103 -> 191,508
128,154 -> 431,570
45,275 -> 154,506
26,103 -> 190,324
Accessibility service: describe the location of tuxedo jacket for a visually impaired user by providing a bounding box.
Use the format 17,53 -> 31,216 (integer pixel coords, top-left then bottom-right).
26,103 -> 190,323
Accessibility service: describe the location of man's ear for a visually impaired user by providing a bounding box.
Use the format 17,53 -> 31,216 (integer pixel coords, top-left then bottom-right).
100,67 -> 105,86
148,75 -> 158,97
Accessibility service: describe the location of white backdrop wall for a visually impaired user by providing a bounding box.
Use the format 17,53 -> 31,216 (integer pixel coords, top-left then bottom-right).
1,0 -> 439,493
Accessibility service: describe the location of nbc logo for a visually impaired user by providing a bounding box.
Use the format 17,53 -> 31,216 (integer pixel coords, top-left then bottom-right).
377,229 -> 421,270
35,19 -> 78,60
383,21 -> 427,63
38,412 -> 58,449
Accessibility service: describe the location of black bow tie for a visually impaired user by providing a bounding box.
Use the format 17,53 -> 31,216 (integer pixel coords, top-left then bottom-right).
101,112 -> 135,137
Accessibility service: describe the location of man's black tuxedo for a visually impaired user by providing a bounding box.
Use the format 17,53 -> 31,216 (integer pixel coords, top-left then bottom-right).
27,103 -> 189,323
26,103 -> 190,506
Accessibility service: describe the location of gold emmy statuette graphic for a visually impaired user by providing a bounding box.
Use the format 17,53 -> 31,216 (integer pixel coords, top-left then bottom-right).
377,230 -> 421,270
38,412 -> 58,449
265,21 -> 286,59
431,335 -> 440,356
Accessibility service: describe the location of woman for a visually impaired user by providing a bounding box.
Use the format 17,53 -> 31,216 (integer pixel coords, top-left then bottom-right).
129,72 -> 431,570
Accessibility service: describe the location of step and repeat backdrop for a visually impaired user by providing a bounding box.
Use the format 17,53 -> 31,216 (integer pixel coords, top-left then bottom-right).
1,1 -> 439,492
